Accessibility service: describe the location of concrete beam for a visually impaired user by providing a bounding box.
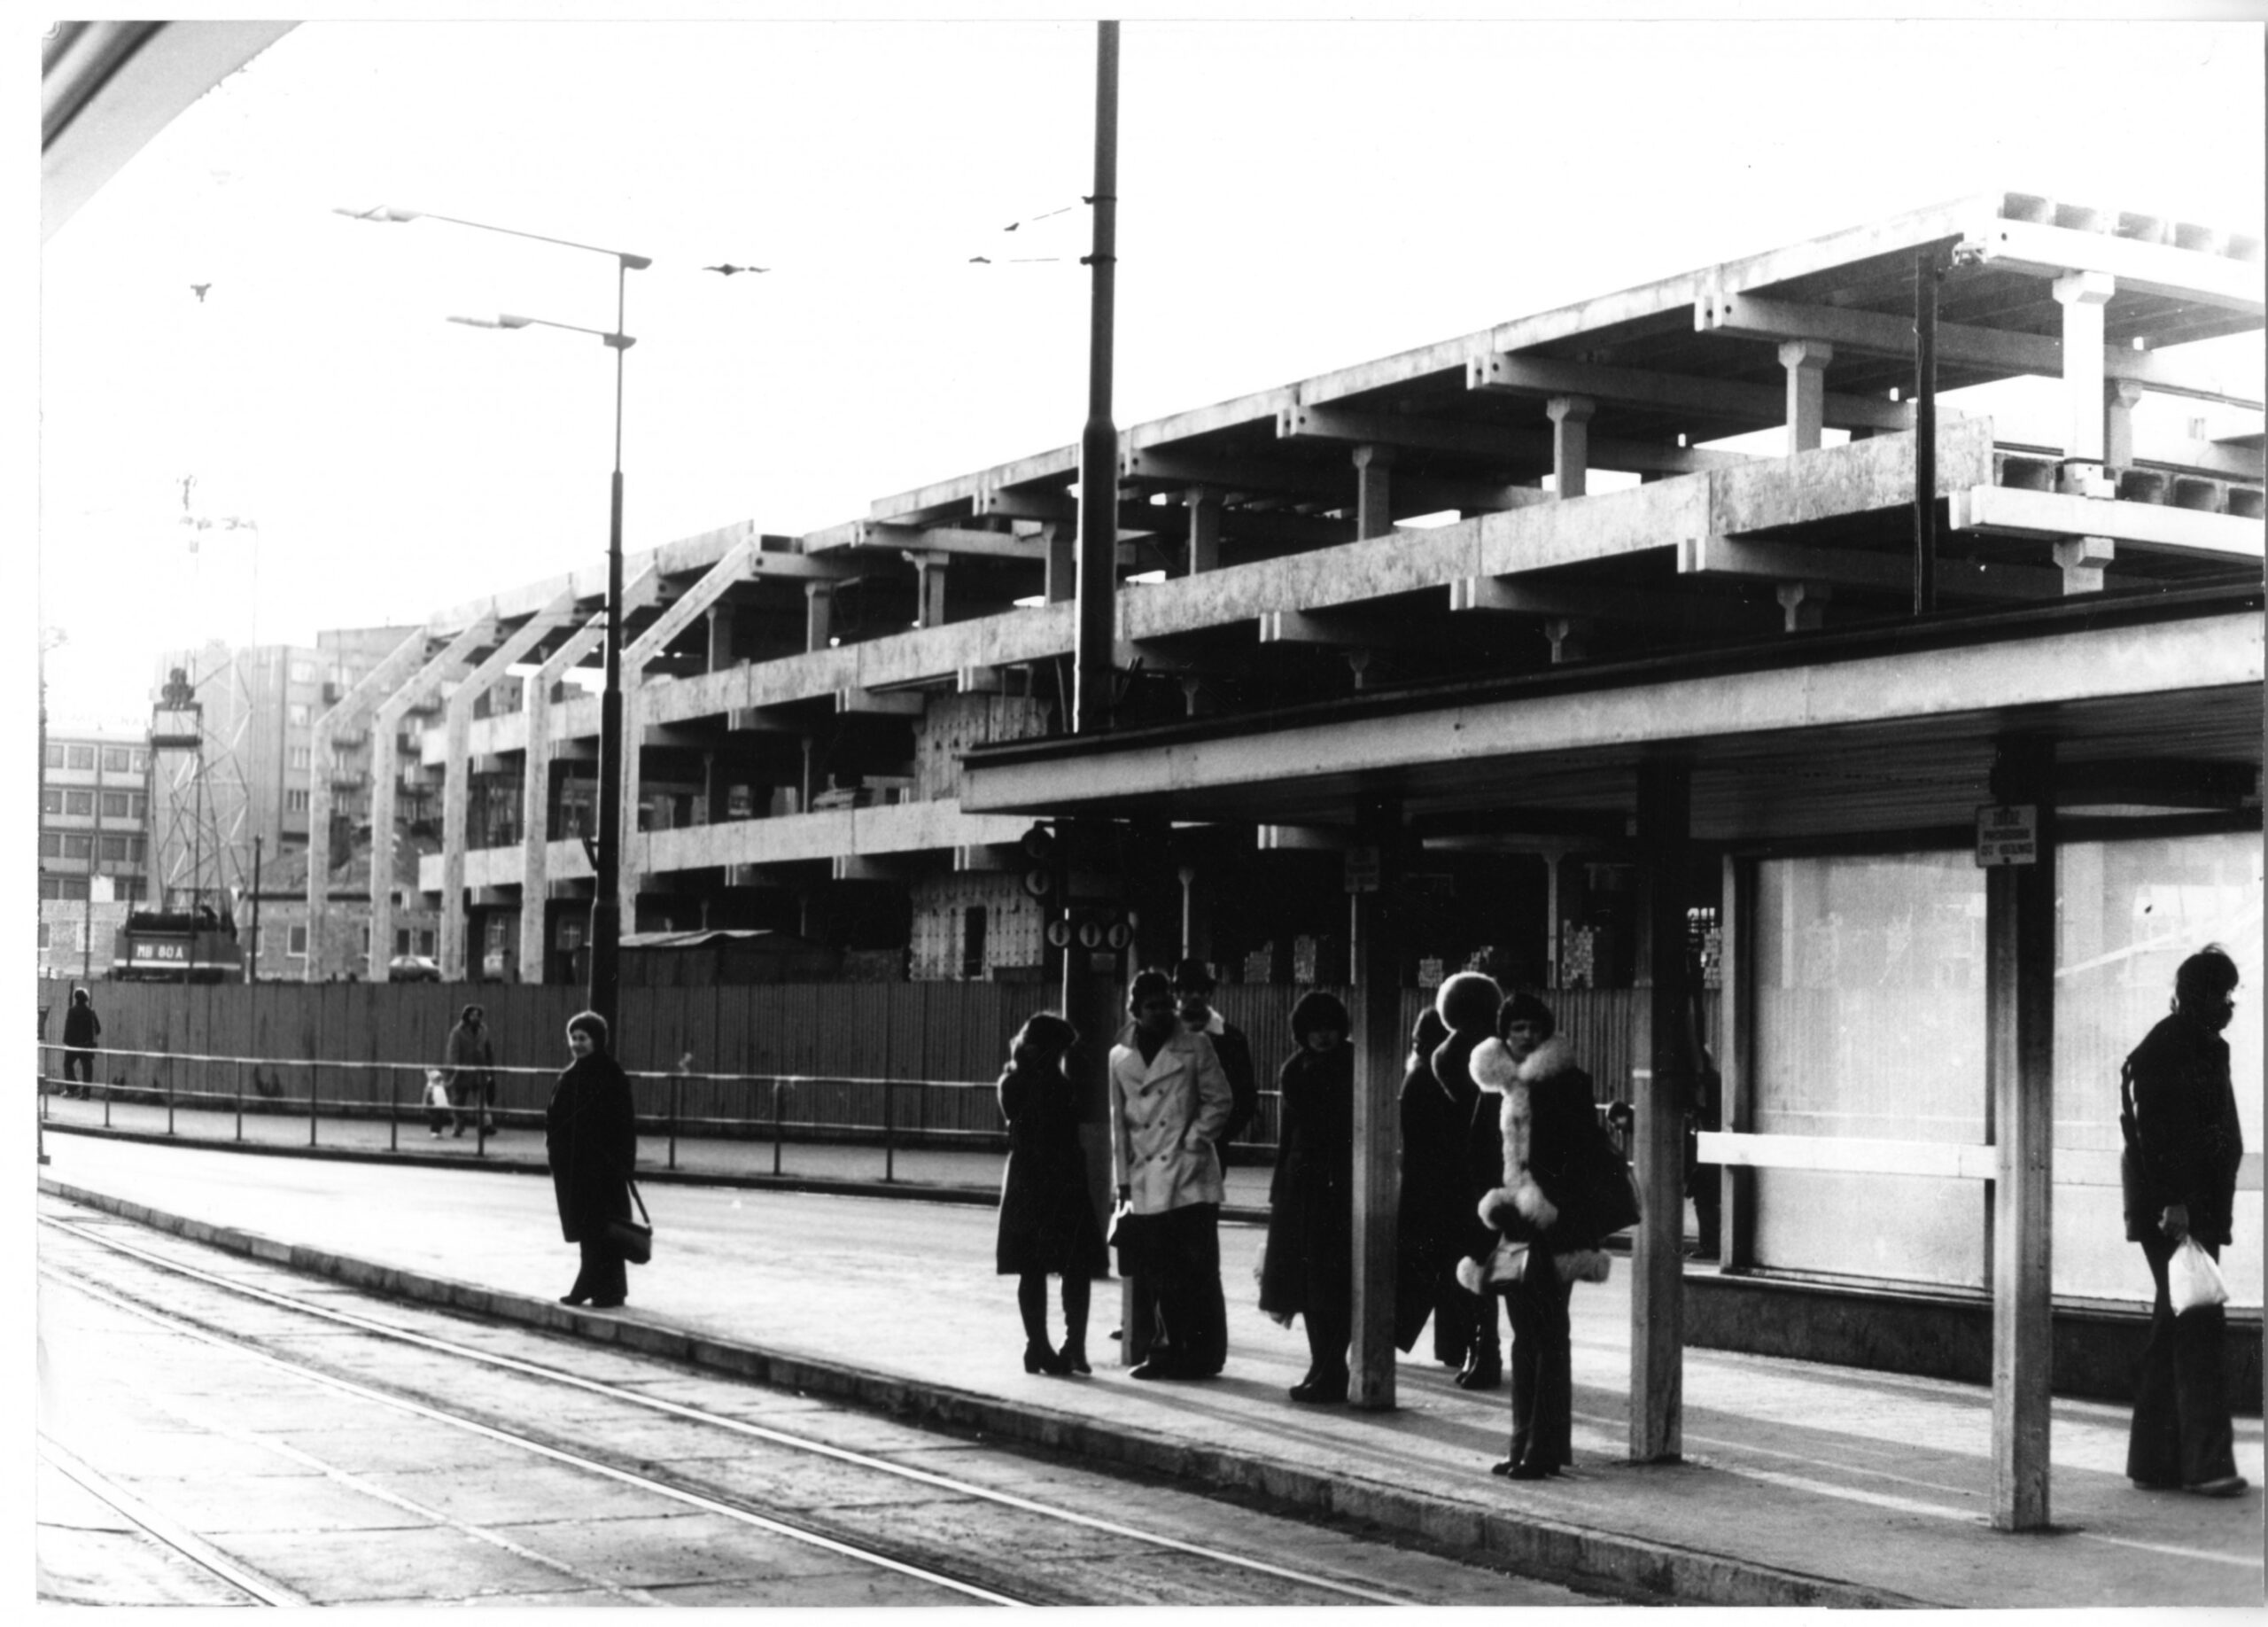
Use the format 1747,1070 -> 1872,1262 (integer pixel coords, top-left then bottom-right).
835,687 -> 925,716
2053,535 -> 2115,596
1698,291 -> 2264,411
1256,608 -> 1424,650
1949,485 -> 2264,562
1965,215 -> 2265,315
1677,533 -> 2063,601
1278,401 -> 1758,475
1470,352 -> 1911,433
1449,574 -> 1699,628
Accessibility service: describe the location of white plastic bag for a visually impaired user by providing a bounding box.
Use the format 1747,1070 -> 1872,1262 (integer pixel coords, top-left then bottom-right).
2167,1236 -> 2228,1315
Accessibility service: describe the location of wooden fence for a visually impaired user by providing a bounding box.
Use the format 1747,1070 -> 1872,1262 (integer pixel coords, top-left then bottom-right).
35,977 -> 1700,1144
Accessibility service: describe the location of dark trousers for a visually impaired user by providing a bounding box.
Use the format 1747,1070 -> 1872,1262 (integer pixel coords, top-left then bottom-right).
63,1051 -> 94,1094
1303,1289 -> 1352,1384
1431,1276 -> 1479,1366
1141,1203 -> 1226,1373
1017,1272 -> 1092,1352
570,1237 -> 628,1305
2127,1233 -> 2236,1487
1504,1255 -> 1576,1471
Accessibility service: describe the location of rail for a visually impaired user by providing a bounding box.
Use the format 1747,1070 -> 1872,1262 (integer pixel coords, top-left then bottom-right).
34,1040 -> 1288,1181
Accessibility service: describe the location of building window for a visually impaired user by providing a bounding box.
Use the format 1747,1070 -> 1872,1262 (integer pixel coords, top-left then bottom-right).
101,747 -> 131,773
38,878 -> 59,900
38,834 -> 59,858
288,924 -> 307,956
129,794 -> 147,818
37,923 -> 50,949
56,876 -> 88,901
128,837 -> 145,862
286,789 -> 310,813
291,659 -> 315,683
559,918 -> 585,950
41,790 -> 60,815
61,835 -> 91,860
423,929 -> 439,955
288,745 -> 311,770
130,750 -> 148,773
288,704 -> 310,727
43,744 -> 62,768
64,790 -> 93,816
962,906 -> 989,978
100,792 -> 129,818
359,925 -> 370,953
395,927 -> 410,955
65,745 -> 94,769
99,836 -> 128,863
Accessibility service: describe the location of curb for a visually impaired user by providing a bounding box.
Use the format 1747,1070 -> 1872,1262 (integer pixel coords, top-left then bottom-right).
40,1172 -> 1915,1609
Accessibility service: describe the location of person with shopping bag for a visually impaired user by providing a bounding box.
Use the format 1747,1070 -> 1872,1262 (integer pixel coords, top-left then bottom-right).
2121,944 -> 2248,1499
547,1010 -> 640,1311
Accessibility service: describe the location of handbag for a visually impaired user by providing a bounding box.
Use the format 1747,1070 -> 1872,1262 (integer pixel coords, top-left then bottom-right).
2168,1236 -> 2227,1315
1472,1235 -> 1531,1296
1107,1202 -> 1157,1277
603,1180 -> 653,1266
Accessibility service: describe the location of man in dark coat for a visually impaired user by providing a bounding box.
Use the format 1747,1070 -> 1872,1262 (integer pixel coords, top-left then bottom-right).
546,1010 -> 639,1309
2122,945 -> 2247,1498
61,988 -> 100,1099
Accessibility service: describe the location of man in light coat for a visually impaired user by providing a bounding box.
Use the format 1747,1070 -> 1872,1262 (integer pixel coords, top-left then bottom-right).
1111,969 -> 1233,1380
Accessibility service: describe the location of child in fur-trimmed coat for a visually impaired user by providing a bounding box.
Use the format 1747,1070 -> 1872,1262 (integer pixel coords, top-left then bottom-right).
1458,993 -> 1633,1481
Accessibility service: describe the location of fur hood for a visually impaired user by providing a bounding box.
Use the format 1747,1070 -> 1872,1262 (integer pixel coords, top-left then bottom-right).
1456,1032 -> 1612,1290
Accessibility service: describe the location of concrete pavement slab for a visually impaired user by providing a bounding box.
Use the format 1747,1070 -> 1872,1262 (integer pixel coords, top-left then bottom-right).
38,1129 -> 2264,1608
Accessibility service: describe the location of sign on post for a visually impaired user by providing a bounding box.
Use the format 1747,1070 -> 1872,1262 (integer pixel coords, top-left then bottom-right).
1976,805 -> 2038,868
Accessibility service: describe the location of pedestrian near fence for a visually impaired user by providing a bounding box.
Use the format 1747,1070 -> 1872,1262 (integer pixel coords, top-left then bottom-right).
2122,945 -> 2249,1499
1259,991 -> 1355,1403
996,1013 -> 1107,1376
61,987 -> 100,1100
547,1010 -> 638,1311
445,1003 -> 497,1137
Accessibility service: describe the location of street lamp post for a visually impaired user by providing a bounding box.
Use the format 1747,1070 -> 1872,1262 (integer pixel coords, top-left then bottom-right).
342,206 -> 648,1035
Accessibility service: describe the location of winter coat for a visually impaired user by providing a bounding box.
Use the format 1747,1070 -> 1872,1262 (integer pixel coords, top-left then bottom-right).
546,1052 -> 636,1244
62,1003 -> 100,1049
1259,1042 -> 1354,1318
1110,1028 -> 1232,1214
2122,1012 -> 2244,1249
446,1019 -> 494,1087
1432,1029 -> 1504,1262
1460,1034 -> 1625,1288
1394,1045 -> 1466,1349
996,1059 -> 1109,1277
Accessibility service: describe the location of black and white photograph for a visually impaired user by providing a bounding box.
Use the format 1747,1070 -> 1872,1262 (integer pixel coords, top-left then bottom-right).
31,7 -> 2265,1608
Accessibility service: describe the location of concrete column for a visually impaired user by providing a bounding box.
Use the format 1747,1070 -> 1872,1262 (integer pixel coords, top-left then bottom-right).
1546,395 -> 1595,499
366,716 -> 402,981
804,582 -> 835,652
1778,340 -> 1834,455
2053,271 -> 2116,463
1044,522 -> 1074,603
1545,617 -> 1589,665
1184,487 -> 1221,574
1178,676 -> 1217,718
517,674 -> 555,983
2103,378 -> 2145,471
1630,759 -> 1692,1462
617,681 -> 645,930
705,601 -> 736,673
906,550 -> 950,630
1775,580 -> 1832,632
1986,737 -> 2056,1532
2054,535 -> 2114,595
1350,795 -> 1402,1411
1352,445 -> 1394,539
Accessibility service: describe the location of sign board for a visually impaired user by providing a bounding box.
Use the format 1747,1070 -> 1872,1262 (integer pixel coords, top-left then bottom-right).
130,939 -> 189,966
1975,805 -> 2038,868
1343,846 -> 1380,894
1417,956 -> 1445,990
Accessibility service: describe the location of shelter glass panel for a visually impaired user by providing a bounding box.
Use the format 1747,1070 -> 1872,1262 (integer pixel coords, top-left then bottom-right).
1752,851 -> 1985,1288
2054,828 -> 2263,1308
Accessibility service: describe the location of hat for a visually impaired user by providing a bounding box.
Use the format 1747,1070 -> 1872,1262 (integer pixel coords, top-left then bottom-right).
1498,992 -> 1556,1039
1168,957 -> 1216,993
1291,989 -> 1350,1043
566,1009 -> 610,1048
1434,970 -> 1503,1035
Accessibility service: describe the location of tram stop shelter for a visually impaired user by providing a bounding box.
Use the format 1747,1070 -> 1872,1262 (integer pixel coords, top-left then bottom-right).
959,192 -> 2265,1533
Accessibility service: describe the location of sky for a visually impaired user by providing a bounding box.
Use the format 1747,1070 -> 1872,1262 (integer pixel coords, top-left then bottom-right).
34,12 -> 2268,730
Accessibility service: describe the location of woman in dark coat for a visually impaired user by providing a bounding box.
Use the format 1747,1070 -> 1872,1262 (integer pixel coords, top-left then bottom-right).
546,1010 -> 638,1309
1259,991 -> 1355,1403
1394,1006 -> 1473,1364
1431,970 -> 1504,1390
996,1013 -> 1107,1375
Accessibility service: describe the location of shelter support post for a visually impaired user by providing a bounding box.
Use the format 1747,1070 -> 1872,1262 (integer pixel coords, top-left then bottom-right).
1986,736 -> 2056,1532
1630,759 -> 1691,1460
1720,854 -> 1758,1272
1350,796 -> 1402,1411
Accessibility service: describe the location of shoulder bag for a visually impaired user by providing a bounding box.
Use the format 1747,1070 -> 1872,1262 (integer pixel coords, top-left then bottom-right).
605,1180 -> 654,1266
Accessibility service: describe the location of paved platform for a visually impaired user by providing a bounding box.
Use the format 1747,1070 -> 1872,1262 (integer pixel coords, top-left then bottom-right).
35,1119 -> 2265,1608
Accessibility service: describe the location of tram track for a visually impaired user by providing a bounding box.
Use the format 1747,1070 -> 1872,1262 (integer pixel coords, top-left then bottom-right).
36,1207 -> 1452,1607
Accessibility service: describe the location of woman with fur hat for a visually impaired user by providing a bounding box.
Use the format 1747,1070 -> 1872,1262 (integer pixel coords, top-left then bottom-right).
1459,993 -> 1633,1480
1430,970 -> 1505,1389
1259,991 -> 1355,1402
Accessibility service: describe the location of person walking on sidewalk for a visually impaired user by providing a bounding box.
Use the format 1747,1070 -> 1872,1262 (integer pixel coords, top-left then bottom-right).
1432,970 -> 1504,1390
2122,944 -> 2249,1499
1259,991 -> 1355,1404
60,987 -> 100,1100
996,1012 -> 1107,1376
1111,969 -> 1234,1381
547,1010 -> 638,1311
445,1003 -> 497,1137
1464,993 -> 1633,1481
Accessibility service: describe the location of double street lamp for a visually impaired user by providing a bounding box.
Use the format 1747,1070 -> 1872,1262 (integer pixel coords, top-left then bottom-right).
342,206 -> 649,1032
